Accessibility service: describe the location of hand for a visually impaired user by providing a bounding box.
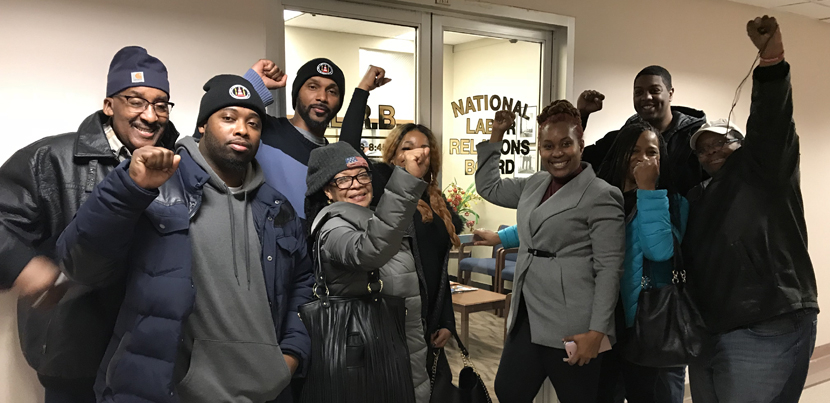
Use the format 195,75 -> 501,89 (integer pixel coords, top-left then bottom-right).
490,110 -> 515,143
357,65 -> 391,92
402,147 -> 430,179
11,256 -> 59,298
431,329 -> 452,349
472,228 -> 501,246
129,146 -> 181,190
577,90 -> 605,116
563,330 -> 604,366
283,354 -> 299,375
251,59 -> 287,90
747,15 -> 783,64
632,157 -> 659,191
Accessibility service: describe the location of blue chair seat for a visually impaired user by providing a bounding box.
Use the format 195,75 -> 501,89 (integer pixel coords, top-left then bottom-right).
458,258 -> 516,281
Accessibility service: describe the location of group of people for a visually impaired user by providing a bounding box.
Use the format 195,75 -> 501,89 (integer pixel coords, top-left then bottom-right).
472,15 -> 817,403
0,13 -> 817,403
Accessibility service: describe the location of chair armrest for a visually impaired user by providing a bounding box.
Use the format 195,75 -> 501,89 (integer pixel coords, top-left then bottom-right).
494,247 -> 519,293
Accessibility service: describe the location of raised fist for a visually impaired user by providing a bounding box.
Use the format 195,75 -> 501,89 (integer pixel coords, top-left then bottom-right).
577,90 -> 605,116
632,157 -> 659,191
129,146 -> 181,190
251,59 -> 287,90
747,15 -> 783,63
402,147 -> 430,179
357,65 -> 391,92
491,110 -> 515,143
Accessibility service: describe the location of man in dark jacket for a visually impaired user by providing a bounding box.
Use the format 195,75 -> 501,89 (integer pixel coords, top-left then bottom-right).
684,16 -> 818,402
56,74 -> 313,403
0,46 -> 178,403
579,66 -> 707,197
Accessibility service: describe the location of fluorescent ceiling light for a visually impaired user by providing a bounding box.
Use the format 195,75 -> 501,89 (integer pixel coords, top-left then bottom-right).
284,10 -> 303,21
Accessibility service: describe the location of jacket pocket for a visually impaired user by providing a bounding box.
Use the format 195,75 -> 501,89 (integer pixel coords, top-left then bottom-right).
177,339 -> 291,402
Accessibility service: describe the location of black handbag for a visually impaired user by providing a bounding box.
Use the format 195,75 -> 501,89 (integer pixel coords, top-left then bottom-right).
429,332 -> 492,403
622,236 -> 705,368
298,222 -> 415,403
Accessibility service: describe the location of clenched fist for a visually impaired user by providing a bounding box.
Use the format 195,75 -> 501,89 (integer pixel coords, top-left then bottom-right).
402,147 -> 430,179
129,146 -> 181,190
490,110 -> 515,143
747,15 -> 783,65
357,65 -> 391,92
632,157 -> 659,191
251,59 -> 287,90
577,90 -> 605,116
12,256 -> 59,298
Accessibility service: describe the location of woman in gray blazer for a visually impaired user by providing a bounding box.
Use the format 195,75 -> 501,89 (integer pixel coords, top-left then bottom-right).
476,101 -> 625,403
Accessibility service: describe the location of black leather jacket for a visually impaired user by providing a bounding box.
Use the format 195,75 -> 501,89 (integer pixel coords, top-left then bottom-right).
0,111 -> 178,386
683,62 -> 818,334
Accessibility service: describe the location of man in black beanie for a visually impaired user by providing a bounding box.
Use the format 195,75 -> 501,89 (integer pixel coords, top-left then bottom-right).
55,74 -> 313,403
0,45 -> 179,403
242,58 -> 390,220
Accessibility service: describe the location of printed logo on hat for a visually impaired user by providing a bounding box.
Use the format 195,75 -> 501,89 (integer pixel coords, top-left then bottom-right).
229,85 -> 251,100
131,72 -> 145,83
345,156 -> 368,168
317,62 -> 334,75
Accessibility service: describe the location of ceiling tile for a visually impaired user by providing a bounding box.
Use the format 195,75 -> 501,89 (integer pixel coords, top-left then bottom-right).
777,2 -> 830,19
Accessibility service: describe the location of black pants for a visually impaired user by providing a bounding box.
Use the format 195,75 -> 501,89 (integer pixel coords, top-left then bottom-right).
495,300 -> 603,403
596,347 -> 659,403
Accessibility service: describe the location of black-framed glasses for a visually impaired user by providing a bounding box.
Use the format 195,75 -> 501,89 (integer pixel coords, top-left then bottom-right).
330,171 -> 372,189
695,138 -> 740,155
117,95 -> 175,117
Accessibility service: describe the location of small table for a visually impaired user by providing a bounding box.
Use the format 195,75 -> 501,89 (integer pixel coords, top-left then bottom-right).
451,283 -> 509,345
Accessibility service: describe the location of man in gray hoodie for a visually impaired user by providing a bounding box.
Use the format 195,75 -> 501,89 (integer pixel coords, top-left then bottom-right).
56,74 -> 313,403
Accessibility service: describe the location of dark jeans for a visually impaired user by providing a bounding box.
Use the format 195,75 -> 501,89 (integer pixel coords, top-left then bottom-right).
656,367 -> 685,403
495,300 -> 603,403
689,309 -> 817,403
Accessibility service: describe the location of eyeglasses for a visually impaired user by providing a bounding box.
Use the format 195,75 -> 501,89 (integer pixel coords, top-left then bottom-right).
117,95 -> 175,117
695,138 -> 740,155
330,171 -> 372,189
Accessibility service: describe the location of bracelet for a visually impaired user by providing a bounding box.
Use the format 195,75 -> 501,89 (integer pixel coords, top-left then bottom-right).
760,52 -> 784,64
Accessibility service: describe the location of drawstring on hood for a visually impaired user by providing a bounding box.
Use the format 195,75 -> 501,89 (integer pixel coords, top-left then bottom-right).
178,136 -> 264,290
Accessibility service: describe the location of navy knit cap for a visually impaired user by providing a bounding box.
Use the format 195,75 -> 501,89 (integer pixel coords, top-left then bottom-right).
106,46 -> 169,97
197,75 -> 266,127
291,58 -> 346,115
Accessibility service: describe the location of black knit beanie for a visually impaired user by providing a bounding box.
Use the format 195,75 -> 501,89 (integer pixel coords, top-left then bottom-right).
291,58 -> 346,115
197,75 -> 266,127
306,142 -> 369,197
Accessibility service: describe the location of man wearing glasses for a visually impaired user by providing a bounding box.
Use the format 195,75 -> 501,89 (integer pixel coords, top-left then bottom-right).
0,46 -> 178,403
685,16 -> 818,402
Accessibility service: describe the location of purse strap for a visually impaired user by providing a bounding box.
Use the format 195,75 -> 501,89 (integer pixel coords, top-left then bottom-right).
641,233 -> 686,290
311,212 -> 382,307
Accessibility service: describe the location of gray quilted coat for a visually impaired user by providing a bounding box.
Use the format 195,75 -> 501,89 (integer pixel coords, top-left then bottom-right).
311,167 -> 430,403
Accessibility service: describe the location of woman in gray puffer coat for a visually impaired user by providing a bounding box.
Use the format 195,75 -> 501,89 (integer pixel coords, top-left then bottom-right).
303,141 -> 431,403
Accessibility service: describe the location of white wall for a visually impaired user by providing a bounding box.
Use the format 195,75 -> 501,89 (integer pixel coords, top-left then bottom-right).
2,0 -> 830,400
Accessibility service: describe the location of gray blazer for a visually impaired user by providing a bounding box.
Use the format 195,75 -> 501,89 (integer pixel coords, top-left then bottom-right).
475,141 -> 625,348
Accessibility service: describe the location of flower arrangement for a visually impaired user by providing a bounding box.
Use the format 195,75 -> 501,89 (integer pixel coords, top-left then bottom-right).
443,180 -> 484,232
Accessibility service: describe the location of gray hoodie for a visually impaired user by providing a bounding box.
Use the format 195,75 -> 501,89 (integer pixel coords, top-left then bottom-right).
174,136 -> 291,403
